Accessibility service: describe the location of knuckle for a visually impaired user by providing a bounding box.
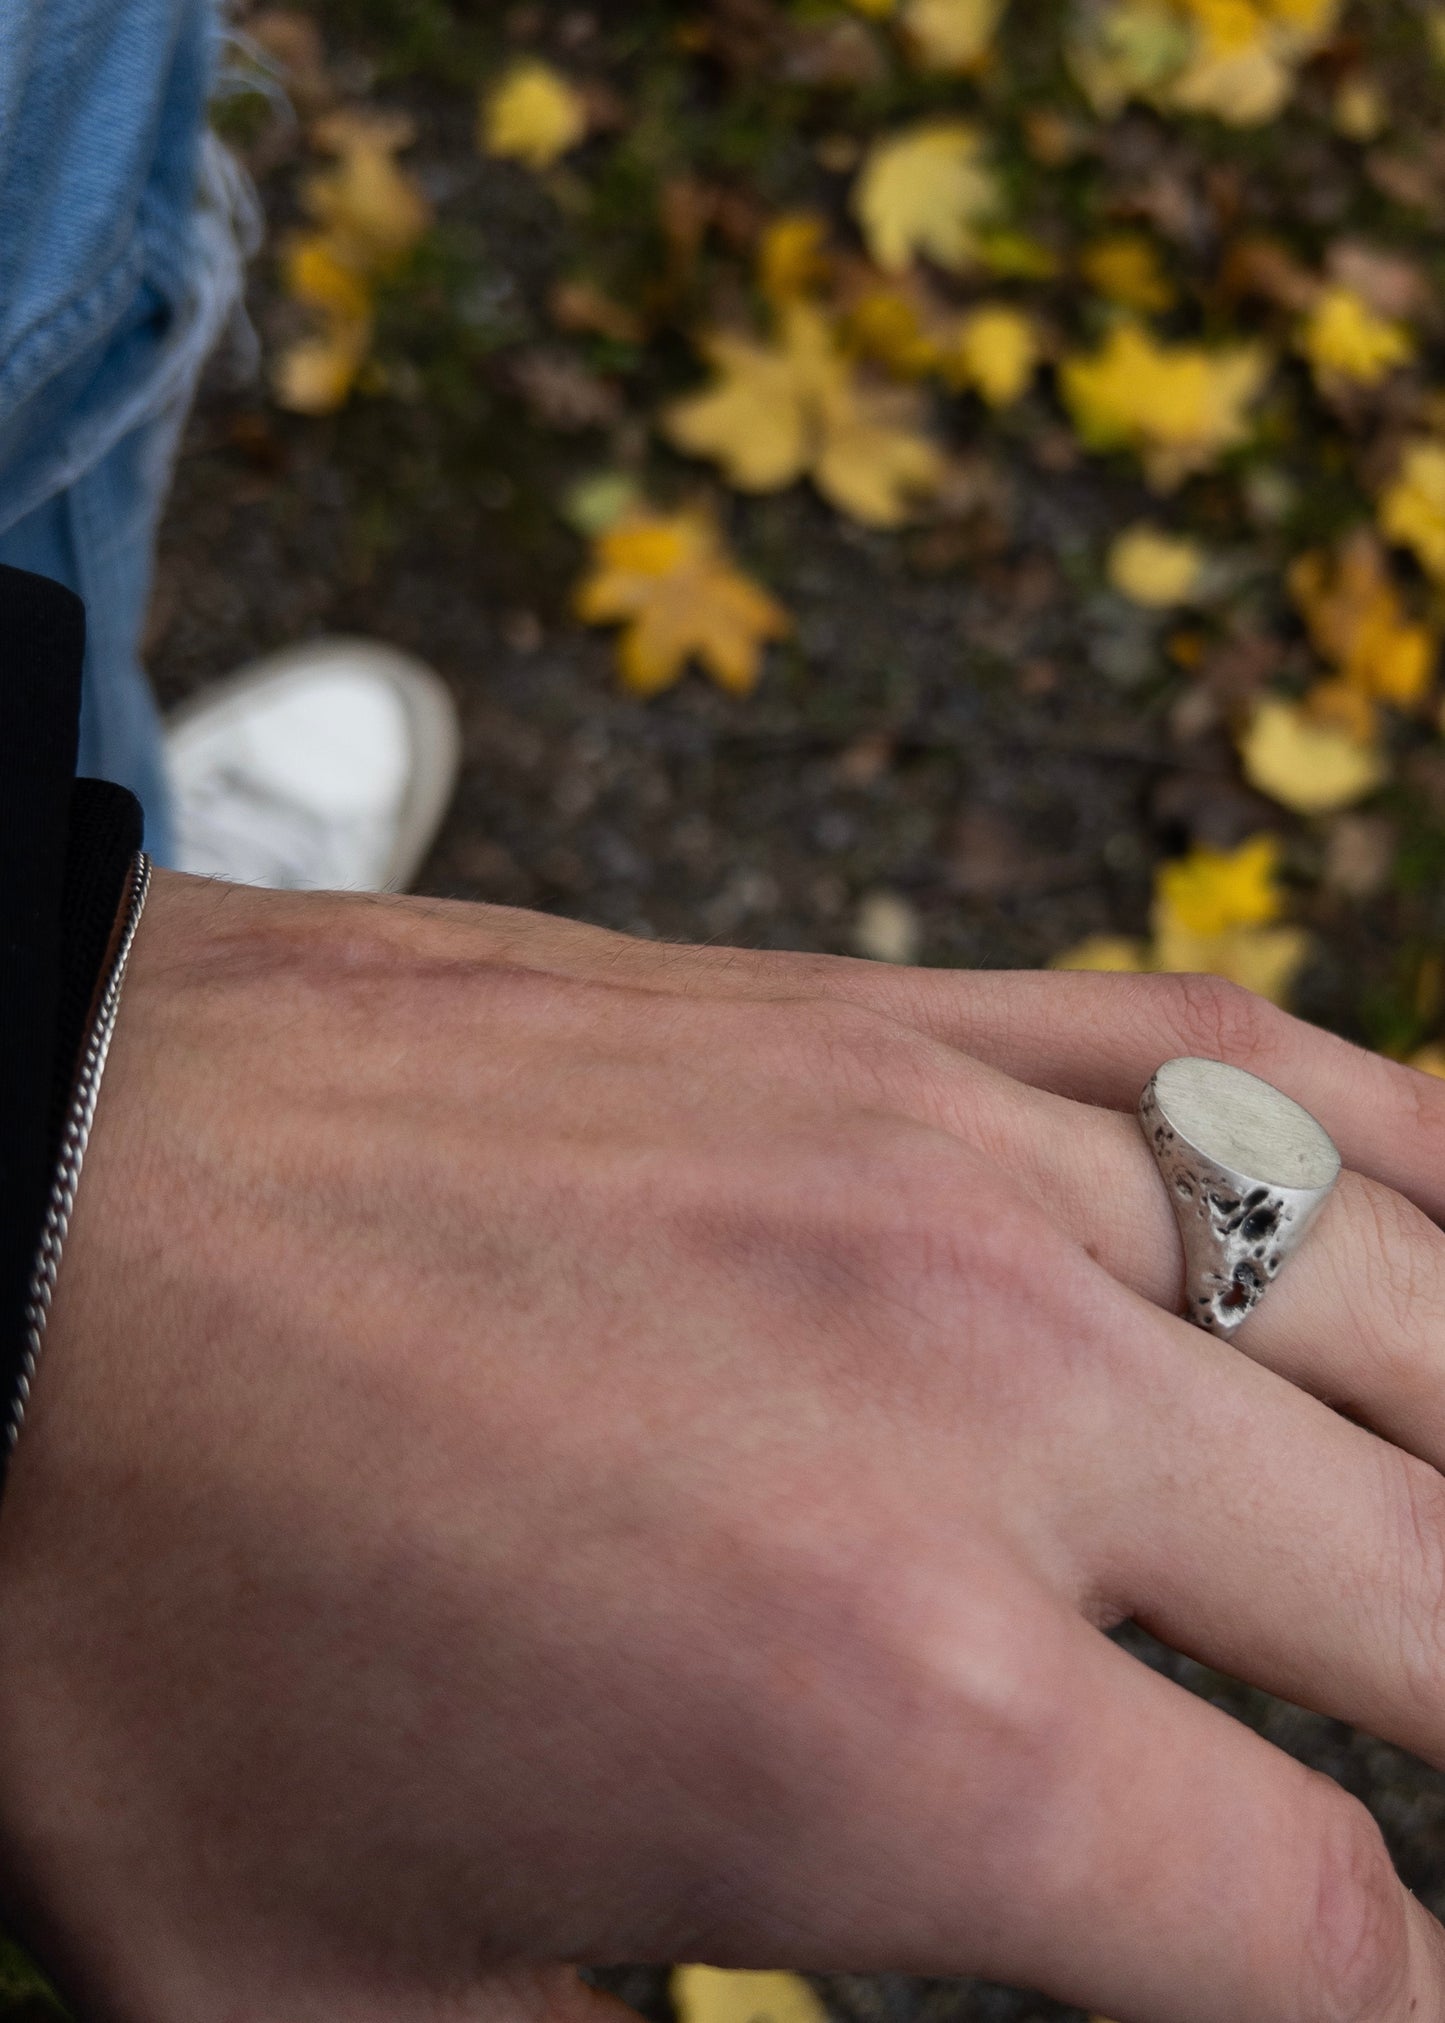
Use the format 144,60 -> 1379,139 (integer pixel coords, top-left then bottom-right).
1394,1052 -> 1445,1162
1297,1788 -> 1410,2023
1347,1179 -> 1445,1350
1377,1445 -> 1445,1732
787,992 -> 924,1097
1151,970 -> 1283,1071
806,1542 -> 1066,1807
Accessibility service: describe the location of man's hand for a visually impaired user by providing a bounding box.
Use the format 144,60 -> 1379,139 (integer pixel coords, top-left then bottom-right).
2,871 -> 1445,2023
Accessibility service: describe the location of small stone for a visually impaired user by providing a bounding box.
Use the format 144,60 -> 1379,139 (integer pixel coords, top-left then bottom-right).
851,889 -> 922,966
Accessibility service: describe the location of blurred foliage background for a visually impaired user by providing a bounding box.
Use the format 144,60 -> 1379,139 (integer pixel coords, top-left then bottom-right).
18,0 -> 1445,2014
165,0 -> 1445,1072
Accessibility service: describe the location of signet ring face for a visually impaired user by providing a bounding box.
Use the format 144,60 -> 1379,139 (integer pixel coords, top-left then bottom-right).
1139,1056 -> 1341,1336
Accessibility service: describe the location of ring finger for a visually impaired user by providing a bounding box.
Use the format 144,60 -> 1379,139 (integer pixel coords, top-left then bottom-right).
848,1027 -> 1445,1477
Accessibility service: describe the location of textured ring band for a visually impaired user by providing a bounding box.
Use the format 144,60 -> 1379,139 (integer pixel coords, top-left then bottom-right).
1139,1056 -> 1341,1336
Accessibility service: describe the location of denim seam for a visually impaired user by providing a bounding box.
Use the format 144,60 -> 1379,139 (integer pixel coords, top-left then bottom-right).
0,242 -> 148,424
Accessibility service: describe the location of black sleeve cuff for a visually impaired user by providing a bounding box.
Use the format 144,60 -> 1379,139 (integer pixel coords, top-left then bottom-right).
0,564 -> 144,1486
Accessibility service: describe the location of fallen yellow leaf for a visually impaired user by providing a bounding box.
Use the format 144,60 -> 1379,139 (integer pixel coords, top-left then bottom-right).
758,213 -> 833,307
1080,232 -> 1176,315
1053,836 -> 1310,1005
946,305 -> 1041,407
671,1969 -> 830,2023
852,121 -> 1000,274
1152,834 -> 1309,1006
1068,1 -> 1194,120
1411,1043 -> 1445,1079
1107,523 -> 1204,606
666,304 -> 944,527
274,109 -> 430,414
480,60 -> 587,170
1070,0 -> 1340,125
1333,75 -> 1387,140
842,278 -> 945,380
1381,438 -> 1445,583
1060,320 -> 1270,490
1154,919 -> 1312,1005
901,0 -> 1007,71
1289,532 -> 1435,723
283,234 -> 374,320
975,228 -> 1061,280
573,507 -> 790,696
302,109 -> 432,273
1155,833 -> 1283,937
1239,697 -> 1388,814
1295,286 -> 1413,390
273,239 -> 374,414
1051,934 -> 1150,972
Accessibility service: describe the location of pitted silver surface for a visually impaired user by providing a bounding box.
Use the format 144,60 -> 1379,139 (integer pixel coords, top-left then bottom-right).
1140,1056 -> 1340,1336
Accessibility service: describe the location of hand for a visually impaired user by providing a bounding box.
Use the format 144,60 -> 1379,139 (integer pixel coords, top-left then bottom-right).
3,870 -> 1445,2023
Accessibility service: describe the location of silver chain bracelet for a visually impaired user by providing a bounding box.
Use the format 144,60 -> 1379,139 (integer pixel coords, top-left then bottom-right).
10,852 -> 154,1457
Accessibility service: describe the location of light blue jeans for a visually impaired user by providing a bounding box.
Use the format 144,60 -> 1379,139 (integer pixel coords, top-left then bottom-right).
0,0 -> 248,863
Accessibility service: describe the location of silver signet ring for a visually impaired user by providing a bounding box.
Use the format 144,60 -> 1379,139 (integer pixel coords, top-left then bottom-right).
1139,1056 -> 1341,1336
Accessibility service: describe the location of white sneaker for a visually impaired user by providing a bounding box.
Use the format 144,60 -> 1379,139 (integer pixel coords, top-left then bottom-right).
165,639 -> 461,892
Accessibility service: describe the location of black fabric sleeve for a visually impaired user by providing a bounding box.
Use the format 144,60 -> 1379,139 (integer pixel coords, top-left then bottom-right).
0,565 -> 85,1401
0,564 -> 144,1478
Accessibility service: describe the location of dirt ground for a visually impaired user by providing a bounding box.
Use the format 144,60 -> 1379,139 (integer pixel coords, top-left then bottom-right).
136,1 -> 1445,2013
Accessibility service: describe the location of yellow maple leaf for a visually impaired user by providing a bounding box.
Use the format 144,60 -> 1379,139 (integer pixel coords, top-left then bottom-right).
672,1970 -> 830,2023
1295,286 -> 1413,390
946,305 -> 1040,406
1381,438 -> 1445,583
1059,320 -> 1270,490
1239,697 -> 1388,813
852,122 -> 1000,274
273,238 -> 374,414
480,60 -> 588,170
1051,933 -> 1150,971
901,0 -> 1007,71
1070,0 -> 1339,125
1080,233 -> 1176,315
302,110 -> 432,274
1152,834 -> 1308,1006
1068,1 -> 1194,118
573,507 -> 790,697
1107,522 -> 1204,605
1289,533 -> 1435,722
1168,26 -> 1295,122
1155,919 -> 1312,1003
666,304 -> 943,527
274,110 -> 430,415
1156,833 -> 1284,937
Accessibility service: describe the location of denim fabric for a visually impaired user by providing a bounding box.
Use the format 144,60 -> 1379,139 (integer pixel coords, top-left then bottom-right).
0,0 -> 248,860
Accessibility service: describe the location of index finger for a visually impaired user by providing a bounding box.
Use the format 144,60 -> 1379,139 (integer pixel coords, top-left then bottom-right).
307,889 -> 1445,1224
731,962 -> 1445,1228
